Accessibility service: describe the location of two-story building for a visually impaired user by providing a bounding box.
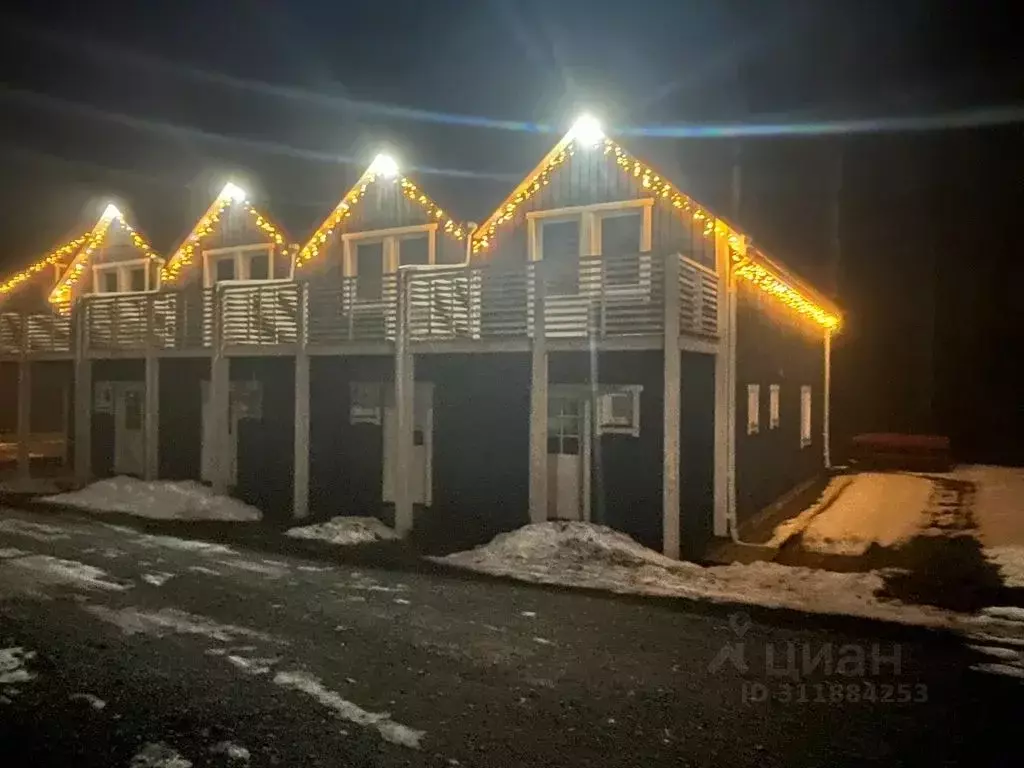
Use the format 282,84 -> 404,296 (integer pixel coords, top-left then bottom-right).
0,117 -> 841,559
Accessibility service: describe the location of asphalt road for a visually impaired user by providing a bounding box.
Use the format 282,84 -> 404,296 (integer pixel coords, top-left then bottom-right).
0,507 -> 1019,767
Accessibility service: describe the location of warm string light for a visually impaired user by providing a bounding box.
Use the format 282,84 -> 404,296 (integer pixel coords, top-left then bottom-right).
161,196 -> 286,283
0,234 -> 89,296
734,260 -> 840,329
471,131 -> 840,330
49,209 -> 159,308
297,167 -> 464,268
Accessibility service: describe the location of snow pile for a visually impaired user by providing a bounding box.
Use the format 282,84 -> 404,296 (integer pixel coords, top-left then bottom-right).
286,516 -> 399,546
791,473 -> 933,555
43,477 -> 261,522
438,522 -> 952,628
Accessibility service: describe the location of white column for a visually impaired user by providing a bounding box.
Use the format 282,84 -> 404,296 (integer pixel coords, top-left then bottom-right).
144,355 -> 159,480
74,330 -> 92,484
210,287 -> 230,493
293,284 -> 310,519
528,260 -> 548,524
712,229 -> 732,537
823,329 -> 832,469
393,269 -> 414,536
662,252 -> 682,560
16,358 -> 31,481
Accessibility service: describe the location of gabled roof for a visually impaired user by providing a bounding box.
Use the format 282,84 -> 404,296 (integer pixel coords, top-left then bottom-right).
296,155 -> 468,269
161,183 -> 288,284
0,233 -> 90,302
471,118 -> 841,331
49,205 -> 160,306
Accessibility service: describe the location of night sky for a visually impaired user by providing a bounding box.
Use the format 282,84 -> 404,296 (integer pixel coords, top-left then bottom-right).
0,0 -> 1021,463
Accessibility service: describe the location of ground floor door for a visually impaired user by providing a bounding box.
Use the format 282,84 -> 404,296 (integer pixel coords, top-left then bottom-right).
382,383 -> 434,506
200,381 -> 240,486
113,382 -> 145,477
547,394 -> 591,521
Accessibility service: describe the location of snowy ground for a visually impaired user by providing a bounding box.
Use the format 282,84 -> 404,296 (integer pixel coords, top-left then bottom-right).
790,473 -> 933,556
951,466 -> 1024,588
285,517 -> 399,546
436,522 -> 1024,638
42,478 -> 261,522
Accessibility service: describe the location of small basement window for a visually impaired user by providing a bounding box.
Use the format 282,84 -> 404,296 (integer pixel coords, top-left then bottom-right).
597,386 -> 642,437
769,384 -> 781,430
800,385 -> 812,447
747,384 -> 760,435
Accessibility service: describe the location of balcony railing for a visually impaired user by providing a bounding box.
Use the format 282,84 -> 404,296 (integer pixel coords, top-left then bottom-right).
2,251 -> 718,358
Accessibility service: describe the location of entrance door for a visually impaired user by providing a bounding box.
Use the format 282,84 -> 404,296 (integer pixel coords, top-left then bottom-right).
113,383 -> 146,476
382,383 -> 433,506
546,395 -> 591,521
200,382 -> 240,486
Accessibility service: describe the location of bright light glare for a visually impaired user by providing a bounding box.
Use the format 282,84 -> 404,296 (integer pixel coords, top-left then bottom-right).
569,114 -> 604,146
101,203 -> 123,220
368,153 -> 400,178
221,182 -> 247,202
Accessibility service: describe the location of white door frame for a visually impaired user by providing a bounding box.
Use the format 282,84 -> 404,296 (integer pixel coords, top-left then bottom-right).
113,382 -> 146,476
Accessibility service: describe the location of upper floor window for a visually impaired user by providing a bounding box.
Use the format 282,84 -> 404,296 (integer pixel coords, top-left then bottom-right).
93,259 -> 151,294
527,200 -> 653,294
343,224 -> 437,301
203,244 -> 275,287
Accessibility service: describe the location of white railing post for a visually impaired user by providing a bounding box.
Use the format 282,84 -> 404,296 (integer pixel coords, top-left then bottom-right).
293,282 -> 311,519
393,269 -> 414,536
528,260 -> 549,524
662,252 -> 682,559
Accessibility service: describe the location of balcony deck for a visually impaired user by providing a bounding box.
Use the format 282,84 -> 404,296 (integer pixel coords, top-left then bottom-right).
1,252 -> 720,361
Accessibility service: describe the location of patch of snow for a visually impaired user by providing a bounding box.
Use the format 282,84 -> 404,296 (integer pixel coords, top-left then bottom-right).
520,611 -> 537,618
2,555 -> 130,595
981,606 -> 1024,623
44,477 -> 261,522
142,572 -> 175,587
971,662 -> 1024,680
130,742 -> 192,768
795,473 -> 933,555
83,605 -> 279,644
215,558 -> 288,578
135,535 -> 235,555
209,741 -> 250,762
273,670 -> 425,750
393,598 -> 411,605
188,565 -> 223,576
437,522 -> 956,629
986,547 -> 1024,590
0,518 -> 70,542
286,516 -> 399,546
225,655 -> 277,676
0,548 -> 28,559
69,692 -> 106,710
0,647 -> 36,684
968,645 -> 1021,661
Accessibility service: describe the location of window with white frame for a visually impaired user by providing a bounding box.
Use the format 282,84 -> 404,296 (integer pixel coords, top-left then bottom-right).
597,386 -> 642,437
800,385 -> 813,447
343,224 -> 437,302
93,260 -> 150,294
769,384 -> 781,430
203,244 -> 274,287
349,382 -> 383,425
747,384 -> 760,435
527,200 -> 653,295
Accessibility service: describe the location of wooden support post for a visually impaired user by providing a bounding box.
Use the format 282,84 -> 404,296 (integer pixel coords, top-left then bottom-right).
210,287 -> 230,493
712,229 -> 733,537
16,357 -> 31,481
662,252 -> 682,560
144,355 -> 159,480
293,283 -> 310,519
73,308 -> 92,483
528,260 -> 548,524
393,269 -> 414,537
